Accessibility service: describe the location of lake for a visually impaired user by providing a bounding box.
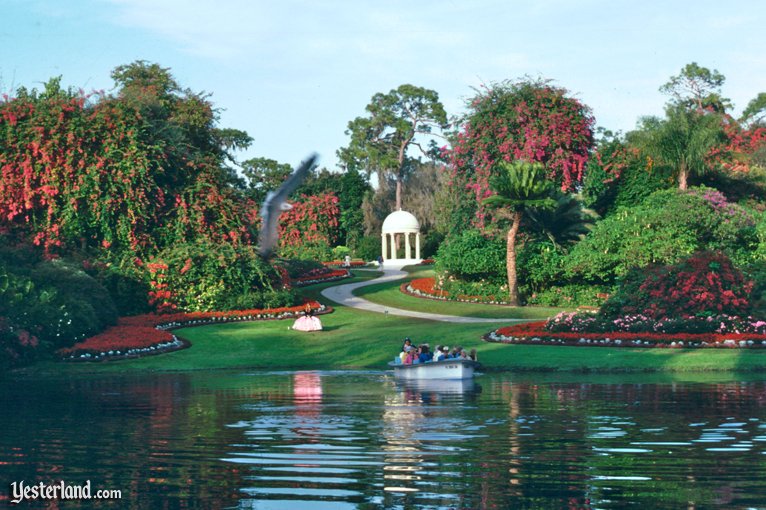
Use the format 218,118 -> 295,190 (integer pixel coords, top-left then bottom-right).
2,370 -> 766,508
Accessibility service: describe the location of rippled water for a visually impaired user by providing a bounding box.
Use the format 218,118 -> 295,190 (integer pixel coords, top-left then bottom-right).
2,371 -> 766,508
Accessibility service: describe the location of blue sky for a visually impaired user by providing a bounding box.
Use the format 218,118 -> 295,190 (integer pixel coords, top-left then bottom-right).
2,0 -> 765,170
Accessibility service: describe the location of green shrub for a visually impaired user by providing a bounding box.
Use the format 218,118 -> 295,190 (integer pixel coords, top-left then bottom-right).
516,242 -> 566,295
565,187 -> 757,284
90,261 -> 152,316
435,229 -> 505,283
331,245 -> 351,260
525,284 -> 612,307
353,235 -> 381,262
154,242 -> 296,312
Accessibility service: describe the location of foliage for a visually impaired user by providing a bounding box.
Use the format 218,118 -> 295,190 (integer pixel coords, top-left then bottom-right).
331,245 -> 351,259
353,235 -> 381,261
516,242 -> 566,295
434,229 -> 505,283
338,83 -> 448,210
659,62 -> 730,113
277,192 -> 340,260
565,187 -> 757,284
600,251 -> 752,320
240,157 -> 294,204
450,78 -> 595,226
525,284 -> 610,307
0,248 -> 118,352
0,64 -> 257,256
151,242 -> 296,312
631,105 -> 726,190
582,131 -> 673,215
525,192 -> 598,248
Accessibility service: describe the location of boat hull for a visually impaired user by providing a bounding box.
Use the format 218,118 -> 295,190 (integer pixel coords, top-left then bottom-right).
388,359 -> 477,380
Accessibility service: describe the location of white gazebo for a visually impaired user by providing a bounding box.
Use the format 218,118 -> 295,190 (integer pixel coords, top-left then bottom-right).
381,209 -> 421,265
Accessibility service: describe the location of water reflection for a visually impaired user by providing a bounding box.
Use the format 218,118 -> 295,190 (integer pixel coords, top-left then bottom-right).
1,372 -> 766,508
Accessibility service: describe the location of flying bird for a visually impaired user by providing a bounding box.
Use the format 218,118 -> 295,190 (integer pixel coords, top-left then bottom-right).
257,153 -> 318,258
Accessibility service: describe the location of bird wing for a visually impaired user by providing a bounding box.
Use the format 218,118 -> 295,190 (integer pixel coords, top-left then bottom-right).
257,153 -> 318,258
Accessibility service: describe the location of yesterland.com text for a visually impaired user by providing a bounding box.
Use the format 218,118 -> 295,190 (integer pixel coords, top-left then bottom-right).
9,480 -> 121,504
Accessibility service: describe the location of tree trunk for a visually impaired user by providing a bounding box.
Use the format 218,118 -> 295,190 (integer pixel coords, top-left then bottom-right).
506,211 -> 522,307
679,163 -> 688,190
395,178 -> 402,211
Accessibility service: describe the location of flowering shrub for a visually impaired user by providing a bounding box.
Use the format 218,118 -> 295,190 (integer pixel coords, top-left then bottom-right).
602,251 -> 752,320
449,79 -> 595,226
278,193 -> 341,260
58,301 -> 328,361
488,320 -> 766,349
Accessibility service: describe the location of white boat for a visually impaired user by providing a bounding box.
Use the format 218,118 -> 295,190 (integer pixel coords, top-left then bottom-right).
388,358 -> 478,380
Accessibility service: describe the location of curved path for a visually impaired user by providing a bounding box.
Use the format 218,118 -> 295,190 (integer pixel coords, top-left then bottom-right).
320,268 -> 522,324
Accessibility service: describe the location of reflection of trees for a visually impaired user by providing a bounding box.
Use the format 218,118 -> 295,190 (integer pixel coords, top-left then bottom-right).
0,373 -> 256,507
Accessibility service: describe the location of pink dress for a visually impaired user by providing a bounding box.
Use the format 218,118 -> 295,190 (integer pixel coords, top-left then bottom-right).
292,315 -> 323,331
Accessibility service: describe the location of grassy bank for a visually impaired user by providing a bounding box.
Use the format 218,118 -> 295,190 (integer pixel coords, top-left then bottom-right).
20,269 -> 766,376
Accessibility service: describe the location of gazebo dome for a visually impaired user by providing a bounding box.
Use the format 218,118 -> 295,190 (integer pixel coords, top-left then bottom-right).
382,210 -> 420,234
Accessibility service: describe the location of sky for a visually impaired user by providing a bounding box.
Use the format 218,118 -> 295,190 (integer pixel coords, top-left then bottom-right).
2,0 -> 765,171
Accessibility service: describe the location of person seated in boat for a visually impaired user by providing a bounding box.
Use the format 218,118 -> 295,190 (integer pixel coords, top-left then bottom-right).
418,344 -> 433,363
435,346 -> 448,362
403,347 -> 420,365
402,337 -> 413,353
468,348 -> 477,361
449,346 -> 463,359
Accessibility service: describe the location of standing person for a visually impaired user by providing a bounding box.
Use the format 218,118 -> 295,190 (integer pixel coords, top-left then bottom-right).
344,254 -> 351,268
377,255 -> 384,269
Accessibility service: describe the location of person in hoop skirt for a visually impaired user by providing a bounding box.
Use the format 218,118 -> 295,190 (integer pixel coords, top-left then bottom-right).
292,304 -> 323,332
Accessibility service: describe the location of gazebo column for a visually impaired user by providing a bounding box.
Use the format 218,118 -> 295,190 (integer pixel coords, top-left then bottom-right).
389,233 -> 398,260
381,233 -> 388,261
405,232 -> 412,259
415,233 -> 421,260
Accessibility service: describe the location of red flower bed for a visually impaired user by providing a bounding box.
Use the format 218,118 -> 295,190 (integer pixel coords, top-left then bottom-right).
292,269 -> 350,286
403,277 -> 510,305
488,321 -> 766,349
58,301 -> 328,361
322,260 -> 367,267
407,277 -> 449,298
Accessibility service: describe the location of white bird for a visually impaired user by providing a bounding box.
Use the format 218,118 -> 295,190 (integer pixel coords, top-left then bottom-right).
257,153 -> 318,258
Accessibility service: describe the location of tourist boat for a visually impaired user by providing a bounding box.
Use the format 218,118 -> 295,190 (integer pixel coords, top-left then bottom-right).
388,358 -> 478,380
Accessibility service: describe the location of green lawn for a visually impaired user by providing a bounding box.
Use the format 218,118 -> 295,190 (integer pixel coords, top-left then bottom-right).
22,269 -> 766,376
352,267 -> 566,320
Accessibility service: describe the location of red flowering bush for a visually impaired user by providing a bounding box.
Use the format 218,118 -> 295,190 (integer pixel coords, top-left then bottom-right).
0,317 -> 40,369
603,251 -> 753,320
278,193 -> 341,260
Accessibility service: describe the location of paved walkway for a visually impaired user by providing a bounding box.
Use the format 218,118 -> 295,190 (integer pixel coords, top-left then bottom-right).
320,267 -> 521,323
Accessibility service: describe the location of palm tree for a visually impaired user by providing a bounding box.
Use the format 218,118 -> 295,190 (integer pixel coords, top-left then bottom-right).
482,161 -> 555,306
639,105 -> 724,190
526,192 -> 599,249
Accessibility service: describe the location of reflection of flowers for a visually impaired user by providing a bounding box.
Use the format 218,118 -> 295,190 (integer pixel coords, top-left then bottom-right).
58,301 -> 328,361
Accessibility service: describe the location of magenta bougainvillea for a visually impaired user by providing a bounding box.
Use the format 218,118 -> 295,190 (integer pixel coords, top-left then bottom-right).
449,79 -> 595,224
